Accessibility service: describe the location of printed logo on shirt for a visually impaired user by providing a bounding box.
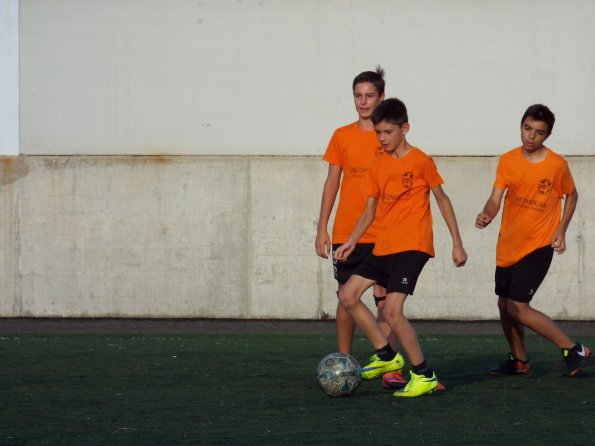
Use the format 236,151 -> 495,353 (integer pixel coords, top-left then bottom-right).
402,171 -> 413,189
349,166 -> 368,177
513,195 -> 547,211
401,171 -> 413,198
538,178 -> 553,195
401,277 -> 409,285
383,193 -> 399,203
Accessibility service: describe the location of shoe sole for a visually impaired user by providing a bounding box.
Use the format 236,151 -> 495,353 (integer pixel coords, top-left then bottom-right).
393,387 -> 439,398
384,381 -> 446,391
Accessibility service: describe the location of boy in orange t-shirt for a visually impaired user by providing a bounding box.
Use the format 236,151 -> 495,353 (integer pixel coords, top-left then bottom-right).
335,98 -> 467,397
476,104 -> 590,377
316,67 -> 398,362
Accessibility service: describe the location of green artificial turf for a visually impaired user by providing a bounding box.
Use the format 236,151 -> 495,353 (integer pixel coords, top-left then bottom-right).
1,333 -> 593,445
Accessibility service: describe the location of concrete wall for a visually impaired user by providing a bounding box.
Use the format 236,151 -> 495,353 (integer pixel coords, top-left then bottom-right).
1,155 -> 593,320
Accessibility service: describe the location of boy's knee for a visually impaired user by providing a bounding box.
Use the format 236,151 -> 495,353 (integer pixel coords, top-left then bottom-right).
338,287 -> 358,310
497,298 -> 516,320
506,300 -> 528,322
381,301 -> 404,323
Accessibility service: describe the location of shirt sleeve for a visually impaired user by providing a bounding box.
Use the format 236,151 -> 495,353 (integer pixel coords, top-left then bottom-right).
322,131 -> 342,166
421,156 -> 444,189
493,156 -> 508,190
365,161 -> 380,199
559,159 -> 576,196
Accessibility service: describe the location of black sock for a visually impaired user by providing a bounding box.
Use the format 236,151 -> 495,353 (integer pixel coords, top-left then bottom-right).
412,361 -> 433,378
375,344 -> 395,361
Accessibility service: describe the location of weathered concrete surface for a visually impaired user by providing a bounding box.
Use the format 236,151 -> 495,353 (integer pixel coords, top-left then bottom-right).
0,156 -> 593,320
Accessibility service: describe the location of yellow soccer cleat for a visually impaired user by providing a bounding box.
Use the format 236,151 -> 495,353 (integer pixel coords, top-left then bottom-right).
393,370 -> 438,397
360,352 -> 405,380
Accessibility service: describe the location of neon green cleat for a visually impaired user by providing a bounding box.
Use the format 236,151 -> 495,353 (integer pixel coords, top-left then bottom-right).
393,370 -> 438,398
360,352 -> 405,380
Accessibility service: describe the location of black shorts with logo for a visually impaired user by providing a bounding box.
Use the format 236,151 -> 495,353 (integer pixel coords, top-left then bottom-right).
495,245 -> 554,303
332,243 -> 375,285
353,250 -> 431,295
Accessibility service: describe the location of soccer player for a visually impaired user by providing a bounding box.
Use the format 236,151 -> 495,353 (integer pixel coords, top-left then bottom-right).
315,67 -> 398,359
476,104 -> 590,377
335,98 -> 467,397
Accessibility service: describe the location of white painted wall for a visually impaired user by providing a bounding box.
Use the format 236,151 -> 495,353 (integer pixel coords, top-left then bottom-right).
19,0 -> 595,155
0,0 -> 19,155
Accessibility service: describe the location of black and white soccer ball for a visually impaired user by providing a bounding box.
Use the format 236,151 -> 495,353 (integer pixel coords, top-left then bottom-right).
316,352 -> 361,397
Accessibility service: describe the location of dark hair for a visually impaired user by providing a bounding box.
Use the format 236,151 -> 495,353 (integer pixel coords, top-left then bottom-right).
521,104 -> 555,135
352,65 -> 385,95
371,97 -> 408,126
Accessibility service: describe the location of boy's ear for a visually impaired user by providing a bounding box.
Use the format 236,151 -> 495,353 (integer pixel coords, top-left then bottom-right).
402,122 -> 410,134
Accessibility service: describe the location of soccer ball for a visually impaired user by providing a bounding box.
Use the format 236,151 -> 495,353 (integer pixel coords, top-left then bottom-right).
316,352 -> 361,397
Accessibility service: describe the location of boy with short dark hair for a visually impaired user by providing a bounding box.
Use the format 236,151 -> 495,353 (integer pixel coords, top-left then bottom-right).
335,98 -> 467,397
316,67 -> 398,362
476,104 -> 590,377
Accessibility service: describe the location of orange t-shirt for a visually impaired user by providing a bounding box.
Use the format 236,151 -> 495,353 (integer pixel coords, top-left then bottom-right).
494,146 -> 575,267
323,122 -> 383,244
365,147 -> 444,256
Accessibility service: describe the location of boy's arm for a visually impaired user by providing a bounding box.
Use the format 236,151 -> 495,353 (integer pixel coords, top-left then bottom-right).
431,185 -> 467,267
334,196 -> 378,261
315,165 -> 342,259
551,188 -> 578,254
475,187 -> 505,229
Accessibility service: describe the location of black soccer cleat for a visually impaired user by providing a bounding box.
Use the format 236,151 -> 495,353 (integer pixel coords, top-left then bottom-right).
489,353 -> 530,376
563,344 -> 591,377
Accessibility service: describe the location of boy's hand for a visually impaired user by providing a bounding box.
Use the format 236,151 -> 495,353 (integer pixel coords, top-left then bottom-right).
551,230 -> 567,254
334,240 -> 355,262
475,212 -> 492,229
452,245 -> 468,267
315,231 -> 331,259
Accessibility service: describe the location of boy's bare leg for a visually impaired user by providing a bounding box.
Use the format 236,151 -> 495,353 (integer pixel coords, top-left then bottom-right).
338,275 -> 386,348
377,301 -> 396,348
374,284 -> 398,350
383,292 -> 424,366
336,284 -> 356,354
507,300 -> 575,349
498,297 -> 528,361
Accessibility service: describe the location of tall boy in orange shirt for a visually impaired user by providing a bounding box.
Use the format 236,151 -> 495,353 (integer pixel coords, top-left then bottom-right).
476,104 -> 590,377
335,98 -> 467,397
316,67 -> 399,366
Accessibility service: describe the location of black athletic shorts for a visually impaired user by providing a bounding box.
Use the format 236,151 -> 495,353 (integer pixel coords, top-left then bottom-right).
353,250 -> 430,295
332,243 -> 375,285
495,245 -> 554,303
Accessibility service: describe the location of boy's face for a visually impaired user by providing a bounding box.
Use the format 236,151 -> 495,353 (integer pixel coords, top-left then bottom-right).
374,120 -> 409,155
353,82 -> 383,120
521,117 -> 549,153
